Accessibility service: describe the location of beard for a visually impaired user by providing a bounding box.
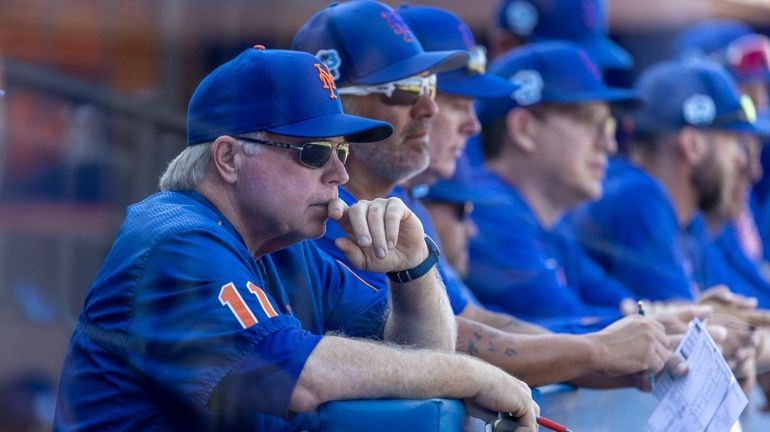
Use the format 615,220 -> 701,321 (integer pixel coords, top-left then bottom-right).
691,151 -> 728,216
350,129 -> 430,184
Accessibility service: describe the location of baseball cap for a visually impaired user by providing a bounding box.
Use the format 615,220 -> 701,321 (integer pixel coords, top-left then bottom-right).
495,0 -> 632,70
397,5 -> 519,99
291,1 -> 468,86
631,59 -> 770,138
422,155 -> 506,206
476,41 -> 638,125
674,20 -> 770,84
187,46 -> 393,145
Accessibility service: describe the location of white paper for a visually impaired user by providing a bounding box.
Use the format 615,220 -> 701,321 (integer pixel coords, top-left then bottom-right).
648,318 -> 747,432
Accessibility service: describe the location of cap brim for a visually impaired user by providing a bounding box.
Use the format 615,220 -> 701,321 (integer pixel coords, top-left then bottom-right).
575,36 -> 633,71
267,112 -> 393,143
351,50 -> 470,85
438,72 -> 521,99
425,169 -> 508,205
718,115 -> 770,138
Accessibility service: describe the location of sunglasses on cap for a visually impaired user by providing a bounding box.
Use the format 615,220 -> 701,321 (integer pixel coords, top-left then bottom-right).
338,74 -> 437,106
723,34 -> 770,79
467,45 -> 488,75
236,136 -> 349,169
712,95 -> 758,125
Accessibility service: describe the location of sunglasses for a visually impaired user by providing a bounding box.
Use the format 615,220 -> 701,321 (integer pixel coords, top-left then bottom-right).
466,45 -> 488,75
338,74 -> 437,106
235,136 -> 349,169
455,202 -> 474,222
712,95 -> 758,125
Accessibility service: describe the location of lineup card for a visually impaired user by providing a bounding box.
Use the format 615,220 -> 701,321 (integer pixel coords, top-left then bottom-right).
648,318 -> 747,432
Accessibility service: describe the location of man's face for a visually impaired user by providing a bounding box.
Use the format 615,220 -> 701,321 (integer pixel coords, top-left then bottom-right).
423,92 -> 482,182
232,132 -> 349,243
691,131 -> 749,220
424,201 -> 477,277
344,90 -> 439,183
529,102 -> 616,205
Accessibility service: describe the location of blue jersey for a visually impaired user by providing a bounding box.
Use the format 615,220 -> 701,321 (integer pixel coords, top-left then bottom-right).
54,191 -> 388,431
314,187 -> 470,315
569,158 -> 699,301
703,222 -> 770,308
465,170 -> 625,333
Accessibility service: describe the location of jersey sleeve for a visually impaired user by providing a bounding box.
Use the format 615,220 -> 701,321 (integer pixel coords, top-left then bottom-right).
300,241 -> 390,338
127,228 -> 322,419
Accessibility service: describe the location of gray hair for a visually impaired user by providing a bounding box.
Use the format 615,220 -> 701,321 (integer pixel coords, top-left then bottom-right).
158,133 -> 263,191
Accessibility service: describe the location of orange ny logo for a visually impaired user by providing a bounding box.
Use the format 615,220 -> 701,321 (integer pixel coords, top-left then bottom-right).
314,63 -> 337,100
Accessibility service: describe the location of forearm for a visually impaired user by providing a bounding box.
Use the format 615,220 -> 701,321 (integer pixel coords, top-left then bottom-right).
384,268 -> 456,350
291,335 -> 481,412
461,304 -> 550,335
456,317 -> 596,387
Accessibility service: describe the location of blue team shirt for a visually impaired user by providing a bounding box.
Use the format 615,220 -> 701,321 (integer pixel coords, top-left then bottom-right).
54,191 -> 388,431
465,170 -> 625,333
314,187 -> 470,315
703,222 -> 770,308
569,158 -> 699,301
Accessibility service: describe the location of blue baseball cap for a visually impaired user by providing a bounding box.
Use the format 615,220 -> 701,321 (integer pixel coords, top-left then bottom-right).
422,155 -> 507,205
630,59 -> 770,138
476,41 -> 638,125
291,1 -> 468,86
187,47 -> 394,145
674,20 -> 770,84
397,5 -> 519,99
496,0 -> 631,70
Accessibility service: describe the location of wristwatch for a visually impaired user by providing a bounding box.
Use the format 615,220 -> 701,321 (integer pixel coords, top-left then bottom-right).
386,236 -> 441,284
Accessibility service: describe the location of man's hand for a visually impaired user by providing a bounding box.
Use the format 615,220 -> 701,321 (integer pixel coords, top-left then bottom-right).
329,198 -> 428,273
650,305 -> 712,334
585,315 -> 676,377
468,358 -> 540,432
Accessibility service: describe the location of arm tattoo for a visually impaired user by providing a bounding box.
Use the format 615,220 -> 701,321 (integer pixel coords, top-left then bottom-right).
487,341 -> 497,353
504,347 -> 517,357
467,340 -> 479,356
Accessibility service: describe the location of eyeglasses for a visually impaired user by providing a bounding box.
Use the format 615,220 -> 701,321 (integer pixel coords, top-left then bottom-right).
235,136 -> 349,169
725,34 -> 770,79
338,74 -> 437,106
455,202 -> 474,222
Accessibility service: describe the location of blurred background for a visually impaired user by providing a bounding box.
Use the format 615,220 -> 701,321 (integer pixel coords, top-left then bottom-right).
0,1 -> 768,430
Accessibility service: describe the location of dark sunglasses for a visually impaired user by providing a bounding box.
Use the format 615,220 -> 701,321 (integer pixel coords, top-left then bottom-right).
235,136 -> 349,169
454,202 -> 474,222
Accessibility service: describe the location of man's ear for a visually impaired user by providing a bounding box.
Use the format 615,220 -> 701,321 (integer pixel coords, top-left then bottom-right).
211,136 -> 239,184
677,126 -> 708,166
505,107 -> 538,153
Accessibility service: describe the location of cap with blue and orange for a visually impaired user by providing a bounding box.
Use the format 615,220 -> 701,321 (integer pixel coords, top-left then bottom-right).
630,59 -> 770,138
291,0 -> 468,87
674,20 -> 770,85
476,41 -> 638,125
186,46 -> 393,146
495,0 -> 631,70
397,4 -> 519,99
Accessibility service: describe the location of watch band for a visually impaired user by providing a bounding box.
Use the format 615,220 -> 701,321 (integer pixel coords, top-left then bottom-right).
386,236 -> 441,284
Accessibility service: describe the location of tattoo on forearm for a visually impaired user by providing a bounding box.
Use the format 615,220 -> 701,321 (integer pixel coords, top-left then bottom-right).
504,347 -> 517,357
487,341 -> 497,353
467,340 -> 479,355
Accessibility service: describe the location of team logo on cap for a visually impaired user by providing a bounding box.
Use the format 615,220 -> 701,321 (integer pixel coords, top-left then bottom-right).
506,1 -> 538,37
683,94 -> 716,125
314,63 -> 338,100
316,49 -> 342,81
381,11 -> 413,43
510,70 -> 543,106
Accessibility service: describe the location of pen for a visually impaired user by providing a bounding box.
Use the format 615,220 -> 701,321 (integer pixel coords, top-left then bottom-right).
537,415 -> 573,432
637,300 -> 655,389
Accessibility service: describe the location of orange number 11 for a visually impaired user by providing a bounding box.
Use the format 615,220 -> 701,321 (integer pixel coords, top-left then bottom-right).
219,281 -> 278,329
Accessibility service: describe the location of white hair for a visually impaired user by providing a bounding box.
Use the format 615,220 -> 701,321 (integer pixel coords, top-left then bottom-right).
158,133 -> 263,191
